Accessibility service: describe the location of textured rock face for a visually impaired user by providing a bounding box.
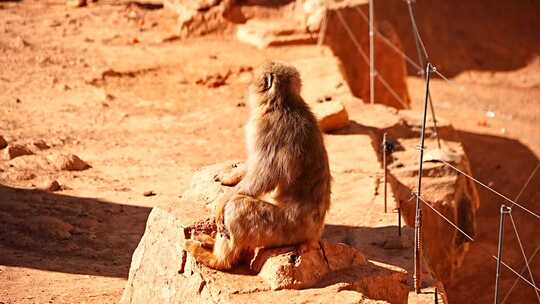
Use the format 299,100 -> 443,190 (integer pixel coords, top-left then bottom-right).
163,0 -> 298,38
323,0 -> 411,109
121,161 -> 409,304
163,0 -> 233,38
363,105 -> 480,286
251,240 -> 367,290
236,19 -> 316,49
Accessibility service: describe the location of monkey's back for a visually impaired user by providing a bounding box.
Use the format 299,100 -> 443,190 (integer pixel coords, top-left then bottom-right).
256,96 -> 331,217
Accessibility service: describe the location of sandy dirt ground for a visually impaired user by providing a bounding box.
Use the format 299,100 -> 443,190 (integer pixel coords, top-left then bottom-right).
0,1 -> 539,303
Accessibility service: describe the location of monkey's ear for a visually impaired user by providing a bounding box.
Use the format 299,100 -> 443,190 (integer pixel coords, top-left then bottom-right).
263,73 -> 273,91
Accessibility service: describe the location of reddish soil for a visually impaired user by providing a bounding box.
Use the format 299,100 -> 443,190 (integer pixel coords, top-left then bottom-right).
0,1 -> 539,303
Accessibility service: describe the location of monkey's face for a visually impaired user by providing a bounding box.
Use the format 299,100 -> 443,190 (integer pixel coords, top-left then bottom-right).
248,61 -> 302,108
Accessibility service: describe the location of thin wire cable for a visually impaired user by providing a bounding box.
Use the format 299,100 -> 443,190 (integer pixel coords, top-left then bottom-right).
414,193 -> 475,241
430,155 -> 540,221
509,213 -> 540,301
376,71 -> 410,108
501,242 -> 540,303
413,191 -> 540,293
500,162 -> 540,303
514,162 -> 540,203
353,6 -> 423,73
405,0 -> 429,61
335,8 -> 410,109
492,256 -> 540,293
335,10 -> 369,64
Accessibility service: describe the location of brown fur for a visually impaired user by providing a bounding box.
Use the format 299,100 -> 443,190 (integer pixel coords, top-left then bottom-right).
184,61 -> 331,270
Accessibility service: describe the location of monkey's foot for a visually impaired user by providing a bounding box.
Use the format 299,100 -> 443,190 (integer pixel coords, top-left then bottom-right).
184,239 -> 200,255
192,233 -> 215,249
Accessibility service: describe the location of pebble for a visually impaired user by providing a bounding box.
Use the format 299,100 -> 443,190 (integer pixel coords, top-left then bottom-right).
66,0 -> 86,8
3,144 -> 33,160
143,190 -> 156,197
0,136 -> 7,149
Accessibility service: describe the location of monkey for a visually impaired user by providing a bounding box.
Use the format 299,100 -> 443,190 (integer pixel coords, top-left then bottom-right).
184,61 -> 331,270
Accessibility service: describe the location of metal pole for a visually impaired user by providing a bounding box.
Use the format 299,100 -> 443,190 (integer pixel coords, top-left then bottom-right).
428,92 -> 442,149
406,0 -> 441,148
434,287 -> 438,303
398,207 -> 402,236
494,205 -> 511,304
317,9 -> 328,47
383,132 -> 388,213
369,0 -> 375,104
414,62 -> 433,293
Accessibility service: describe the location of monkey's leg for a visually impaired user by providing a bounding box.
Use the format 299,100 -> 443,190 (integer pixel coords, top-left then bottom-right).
225,195 -> 312,249
184,234 -> 242,271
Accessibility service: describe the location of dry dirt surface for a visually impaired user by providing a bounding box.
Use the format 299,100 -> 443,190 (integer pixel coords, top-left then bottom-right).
0,1 -> 539,303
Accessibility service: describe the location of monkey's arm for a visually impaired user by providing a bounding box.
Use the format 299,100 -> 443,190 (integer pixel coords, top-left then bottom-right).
236,155 -> 279,197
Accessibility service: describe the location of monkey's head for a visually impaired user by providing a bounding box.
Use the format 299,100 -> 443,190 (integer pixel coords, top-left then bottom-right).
248,61 -> 302,108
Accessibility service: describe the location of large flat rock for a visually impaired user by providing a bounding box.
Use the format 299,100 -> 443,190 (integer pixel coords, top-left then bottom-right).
120,197 -> 409,303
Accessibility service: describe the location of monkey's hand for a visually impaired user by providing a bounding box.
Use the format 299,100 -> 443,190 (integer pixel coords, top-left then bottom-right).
214,163 -> 246,186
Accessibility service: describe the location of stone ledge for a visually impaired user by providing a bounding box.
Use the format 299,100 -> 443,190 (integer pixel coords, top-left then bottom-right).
121,161 -> 410,304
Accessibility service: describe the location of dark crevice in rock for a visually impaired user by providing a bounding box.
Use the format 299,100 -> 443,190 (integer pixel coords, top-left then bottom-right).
319,241 -> 331,268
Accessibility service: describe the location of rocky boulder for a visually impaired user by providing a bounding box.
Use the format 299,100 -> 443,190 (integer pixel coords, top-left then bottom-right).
0,135 -> 7,149
361,105 -> 480,286
121,161 -> 409,304
236,19 -> 316,49
312,100 -> 350,132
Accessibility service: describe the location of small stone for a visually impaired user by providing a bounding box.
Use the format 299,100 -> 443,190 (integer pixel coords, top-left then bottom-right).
4,144 -> 33,160
311,100 -> 349,132
40,180 -> 61,192
11,36 -> 29,49
32,139 -> 50,150
48,153 -> 90,171
143,190 -> 156,197
66,0 -> 86,7
46,19 -> 62,27
0,136 -> 7,149
252,240 -> 367,290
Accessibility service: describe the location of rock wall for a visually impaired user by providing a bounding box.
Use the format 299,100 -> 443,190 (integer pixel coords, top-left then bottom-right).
363,105 -> 480,287
323,0 -> 411,109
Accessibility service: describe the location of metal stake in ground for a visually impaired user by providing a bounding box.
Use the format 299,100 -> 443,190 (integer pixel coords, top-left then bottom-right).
369,0 -> 375,104
398,207 -> 402,236
382,132 -> 388,213
494,205 -> 512,304
414,62 -> 433,293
